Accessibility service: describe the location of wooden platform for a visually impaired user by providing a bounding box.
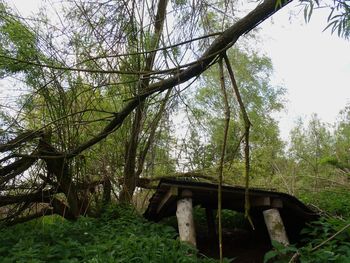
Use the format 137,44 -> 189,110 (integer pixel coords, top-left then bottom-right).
144,178 -> 319,243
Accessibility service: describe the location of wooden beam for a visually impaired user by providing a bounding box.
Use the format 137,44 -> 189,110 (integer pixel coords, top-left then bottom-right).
250,197 -> 283,208
271,198 -> 283,208
157,186 -> 178,213
251,196 -> 270,207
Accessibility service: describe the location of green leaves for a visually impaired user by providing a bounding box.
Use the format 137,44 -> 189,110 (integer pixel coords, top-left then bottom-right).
301,0 -> 350,39
185,46 -> 285,182
263,241 -> 298,263
0,3 -> 38,77
264,217 -> 350,263
0,206 -> 216,263
324,2 -> 350,39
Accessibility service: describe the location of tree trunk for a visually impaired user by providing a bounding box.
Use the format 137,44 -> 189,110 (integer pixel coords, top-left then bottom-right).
120,0 -> 169,203
119,104 -> 143,203
39,138 -> 80,219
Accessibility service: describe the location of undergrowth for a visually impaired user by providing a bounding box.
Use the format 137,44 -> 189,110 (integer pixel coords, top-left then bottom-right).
264,189 -> 350,263
300,190 -> 350,218
264,217 -> 350,263
0,205 -> 218,263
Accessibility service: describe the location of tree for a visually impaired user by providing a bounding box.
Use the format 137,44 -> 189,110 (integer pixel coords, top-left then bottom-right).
181,47 -> 285,187
326,104 -> 350,176
289,114 -> 333,190
0,0 -> 292,224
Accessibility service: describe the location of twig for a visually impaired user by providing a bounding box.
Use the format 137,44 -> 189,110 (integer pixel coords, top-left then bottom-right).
288,251 -> 300,263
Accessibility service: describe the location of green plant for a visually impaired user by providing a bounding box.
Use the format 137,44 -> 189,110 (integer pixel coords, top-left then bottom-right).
0,205 -> 219,262
300,190 -> 350,218
264,217 -> 350,263
263,240 -> 298,263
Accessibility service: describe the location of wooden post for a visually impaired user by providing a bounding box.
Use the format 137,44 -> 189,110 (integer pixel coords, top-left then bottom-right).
176,189 -> 196,247
263,208 -> 289,246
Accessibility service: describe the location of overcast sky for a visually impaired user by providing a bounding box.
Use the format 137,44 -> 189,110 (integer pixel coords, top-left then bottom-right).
259,2 -> 350,140
3,0 -> 350,141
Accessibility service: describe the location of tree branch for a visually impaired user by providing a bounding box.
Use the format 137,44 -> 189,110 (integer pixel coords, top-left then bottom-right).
223,53 -> 252,227
68,0 -> 292,157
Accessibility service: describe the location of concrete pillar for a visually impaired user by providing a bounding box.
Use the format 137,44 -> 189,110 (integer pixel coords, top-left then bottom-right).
263,208 -> 289,246
176,189 -> 196,247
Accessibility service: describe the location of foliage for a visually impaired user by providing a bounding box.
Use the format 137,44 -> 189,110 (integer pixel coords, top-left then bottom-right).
192,207 -> 246,229
332,105 -> 350,175
263,240 -> 299,263
182,46 -> 285,186
288,115 -> 334,190
264,217 -> 350,263
0,0 -> 178,220
0,2 -> 39,78
300,190 -> 350,218
0,205 -> 218,263
300,0 -> 350,39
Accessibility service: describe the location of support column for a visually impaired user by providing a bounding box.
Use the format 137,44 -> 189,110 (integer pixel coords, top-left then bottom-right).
263,208 -> 289,246
176,189 -> 196,247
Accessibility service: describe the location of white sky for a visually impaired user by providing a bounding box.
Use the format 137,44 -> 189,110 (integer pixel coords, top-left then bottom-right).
259,2 -> 350,140
3,0 -> 350,141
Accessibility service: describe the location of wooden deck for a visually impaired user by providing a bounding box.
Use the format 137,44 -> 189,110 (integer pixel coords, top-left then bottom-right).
144,178 -> 319,243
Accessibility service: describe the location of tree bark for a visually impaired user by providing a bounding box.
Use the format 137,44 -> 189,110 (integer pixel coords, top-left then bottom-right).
119,0 -> 169,203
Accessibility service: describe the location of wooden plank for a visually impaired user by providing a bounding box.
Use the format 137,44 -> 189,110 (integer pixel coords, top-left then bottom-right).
271,198 -> 283,208
156,186 -> 178,213
251,196 -> 270,207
